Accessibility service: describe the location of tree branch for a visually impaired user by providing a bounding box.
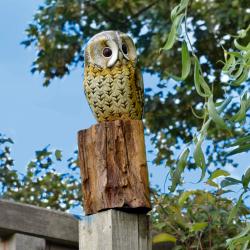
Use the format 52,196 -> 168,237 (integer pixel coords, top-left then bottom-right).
129,0 -> 159,20
85,2 -> 125,25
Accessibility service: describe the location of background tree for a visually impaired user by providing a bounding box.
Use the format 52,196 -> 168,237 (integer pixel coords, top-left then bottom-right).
151,189 -> 250,249
0,133 -> 81,211
0,134 -> 18,195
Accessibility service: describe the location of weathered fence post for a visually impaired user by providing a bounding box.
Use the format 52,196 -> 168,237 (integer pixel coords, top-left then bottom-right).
78,120 -> 152,250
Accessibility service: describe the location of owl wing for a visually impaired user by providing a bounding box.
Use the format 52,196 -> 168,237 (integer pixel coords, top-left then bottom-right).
83,70 -> 99,121
135,68 -> 144,115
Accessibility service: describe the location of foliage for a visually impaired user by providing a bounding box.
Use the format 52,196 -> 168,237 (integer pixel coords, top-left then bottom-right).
0,134 -> 18,194
162,0 -> 250,191
152,189 -> 250,249
0,134 -> 81,211
152,0 -> 250,248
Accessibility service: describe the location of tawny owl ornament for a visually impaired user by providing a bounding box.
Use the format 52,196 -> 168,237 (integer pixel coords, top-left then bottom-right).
83,31 -> 144,122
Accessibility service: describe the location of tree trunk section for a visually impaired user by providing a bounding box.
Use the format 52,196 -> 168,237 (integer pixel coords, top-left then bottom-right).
78,120 -> 151,215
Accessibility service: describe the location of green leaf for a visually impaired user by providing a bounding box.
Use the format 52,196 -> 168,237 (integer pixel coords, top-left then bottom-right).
227,193 -> 244,224
194,57 -> 211,97
217,97 -> 233,113
181,41 -> 191,80
231,102 -> 247,123
231,92 -> 250,123
168,41 -> 191,81
228,143 -> 250,156
221,177 -> 241,188
170,5 -> 180,21
163,14 -> 184,51
228,134 -> 250,147
178,190 -> 196,207
234,39 -> 250,51
154,222 -> 167,230
163,25 -> 177,51
27,161 -> 36,169
193,135 -> 206,181
227,224 -> 250,249
241,240 -> 249,250
222,53 -> 236,73
171,0 -> 189,20
228,236 -> 250,250
238,27 -> 249,38
242,168 -> 250,190
229,63 -> 244,79
206,169 -> 230,188
191,106 -> 205,119
35,147 -> 51,160
169,147 -> 190,192
226,51 -> 243,59
231,67 -> 249,86
209,169 -> 230,180
206,179 -> 219,188
55,150 -> 62,161
153,233 -> 177,244
190,222 -> 208,232
179,0 -> 189,12
207,95 -> 228,130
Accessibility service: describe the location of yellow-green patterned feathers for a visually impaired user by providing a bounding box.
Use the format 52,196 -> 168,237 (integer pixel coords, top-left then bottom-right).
83,31 -> 144,122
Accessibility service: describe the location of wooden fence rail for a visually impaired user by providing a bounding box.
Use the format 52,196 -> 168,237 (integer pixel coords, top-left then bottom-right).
0,199 -> 78,250
0,199 -> 167,249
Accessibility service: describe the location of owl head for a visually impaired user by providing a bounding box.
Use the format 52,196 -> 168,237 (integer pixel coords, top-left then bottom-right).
84,31 -> 137,68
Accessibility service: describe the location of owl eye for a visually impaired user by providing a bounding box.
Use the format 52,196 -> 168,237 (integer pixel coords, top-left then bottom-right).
122,43 -> 128,54
103,47 -> 112,57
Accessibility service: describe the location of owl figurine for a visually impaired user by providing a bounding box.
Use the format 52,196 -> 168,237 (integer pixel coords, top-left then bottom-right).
83,30 -> 144,122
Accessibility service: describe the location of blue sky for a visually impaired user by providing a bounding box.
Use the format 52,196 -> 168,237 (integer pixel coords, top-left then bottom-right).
0,0 -> 249,208
0,1 -> 93,167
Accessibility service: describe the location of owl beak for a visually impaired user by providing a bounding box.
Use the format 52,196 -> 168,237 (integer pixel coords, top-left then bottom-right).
118,51 -> 123,61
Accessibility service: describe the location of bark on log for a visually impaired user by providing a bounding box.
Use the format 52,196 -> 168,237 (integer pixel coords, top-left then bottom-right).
78,120 -> 151,215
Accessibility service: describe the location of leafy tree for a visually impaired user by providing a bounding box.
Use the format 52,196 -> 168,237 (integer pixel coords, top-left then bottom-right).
151,189 -> 250,249
0,134 -> 19,195
0,133 -> 81,211
154,0 -> 250,247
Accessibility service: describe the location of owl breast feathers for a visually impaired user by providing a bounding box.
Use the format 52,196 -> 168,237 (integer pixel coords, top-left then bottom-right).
83,30 -> 144,122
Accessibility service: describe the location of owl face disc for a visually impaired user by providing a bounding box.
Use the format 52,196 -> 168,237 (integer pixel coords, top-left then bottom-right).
84,31 -> 144,122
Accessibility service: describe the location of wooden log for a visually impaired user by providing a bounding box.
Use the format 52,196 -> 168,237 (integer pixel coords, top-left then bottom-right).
79,209 -> 151,250
78,120 -> 151,215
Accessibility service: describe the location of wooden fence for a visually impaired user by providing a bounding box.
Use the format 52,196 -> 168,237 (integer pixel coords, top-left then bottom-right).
0,199 -> 78,250
0,200 -> 171,250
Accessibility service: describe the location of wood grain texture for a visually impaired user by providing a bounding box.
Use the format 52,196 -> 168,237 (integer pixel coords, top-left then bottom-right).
0,199 -> 78,246
78,120 -> 151,215
0,236 -> 78,250
0,233 -> 46,250
79,209 -> 151,250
